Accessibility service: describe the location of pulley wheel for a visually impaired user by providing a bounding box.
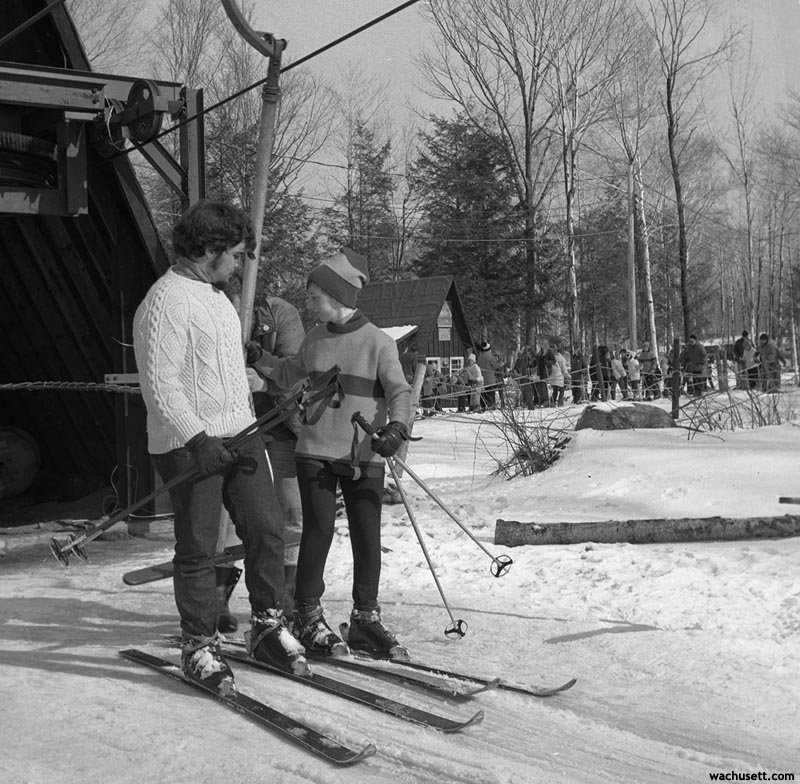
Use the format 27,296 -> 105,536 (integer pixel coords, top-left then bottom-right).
126,80 -> 164,143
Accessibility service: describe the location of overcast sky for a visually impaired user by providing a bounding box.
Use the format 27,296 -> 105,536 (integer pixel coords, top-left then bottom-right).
249,0 -> 800,115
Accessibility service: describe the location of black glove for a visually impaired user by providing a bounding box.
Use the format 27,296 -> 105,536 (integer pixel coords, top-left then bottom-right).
370,421 -> 408,458
245,340 -> 263,365
186,431 -> 236,475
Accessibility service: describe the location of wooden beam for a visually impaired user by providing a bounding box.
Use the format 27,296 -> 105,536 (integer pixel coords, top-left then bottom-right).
494,515 -> 800,546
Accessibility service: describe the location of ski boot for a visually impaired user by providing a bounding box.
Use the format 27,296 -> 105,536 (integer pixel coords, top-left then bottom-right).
293,602 -> 349,656
246,609 -> 310,675
181,634 -> 235,696
341,606 -> 410,661
215,565 -> 242,635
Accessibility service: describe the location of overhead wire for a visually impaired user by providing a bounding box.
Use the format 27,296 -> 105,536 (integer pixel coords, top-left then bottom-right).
101,0 -> 800,254
107,0 -> 424,160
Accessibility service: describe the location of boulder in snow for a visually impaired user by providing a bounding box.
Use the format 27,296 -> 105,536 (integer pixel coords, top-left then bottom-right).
575,402 -> 675,431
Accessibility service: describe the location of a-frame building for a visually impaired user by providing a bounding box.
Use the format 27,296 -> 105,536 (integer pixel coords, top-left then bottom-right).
358,276 -> 477,373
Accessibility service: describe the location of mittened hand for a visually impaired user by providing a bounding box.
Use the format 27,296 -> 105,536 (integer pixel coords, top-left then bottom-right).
370,421 -> 409,458
245,340 -> 263,365
186,431 -> 235,475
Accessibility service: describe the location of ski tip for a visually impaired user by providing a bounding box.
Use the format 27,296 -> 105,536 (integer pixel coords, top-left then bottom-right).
352,743 -> 378,764
444,709 -> 484,733
507,676 -> 578,697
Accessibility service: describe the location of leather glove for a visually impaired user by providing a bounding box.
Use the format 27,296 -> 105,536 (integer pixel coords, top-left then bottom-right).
370,421 -> 408,458
245,340 -> 263,365
186,431 -> 236,475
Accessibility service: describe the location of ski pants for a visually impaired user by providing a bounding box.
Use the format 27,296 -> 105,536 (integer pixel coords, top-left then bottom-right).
294,458 -> 384,611
153,434 -> 285,639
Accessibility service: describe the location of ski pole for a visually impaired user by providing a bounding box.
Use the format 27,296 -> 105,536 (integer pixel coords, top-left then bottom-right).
387,452 -> 512,577
50,366 -> 341,566
385,456 -> 467,639
351,412 -> 512,578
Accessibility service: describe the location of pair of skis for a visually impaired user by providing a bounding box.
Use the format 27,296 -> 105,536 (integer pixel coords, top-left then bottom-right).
123,634 -> 576,766
121,642 -> 481,768
208,633 -> 577,700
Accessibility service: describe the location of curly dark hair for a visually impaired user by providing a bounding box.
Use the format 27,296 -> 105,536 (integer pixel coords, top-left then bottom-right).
171,199 -> 254,259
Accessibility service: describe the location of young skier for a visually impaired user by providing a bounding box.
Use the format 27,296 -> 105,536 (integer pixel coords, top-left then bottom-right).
247,248 -> 412,658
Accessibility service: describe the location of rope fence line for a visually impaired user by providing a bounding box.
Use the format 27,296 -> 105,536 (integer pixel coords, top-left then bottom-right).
0,381 -> 142,395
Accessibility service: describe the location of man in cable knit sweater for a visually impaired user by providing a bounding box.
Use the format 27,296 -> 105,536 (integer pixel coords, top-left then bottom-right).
247,248 -> 412,658
132,200 -> 307,693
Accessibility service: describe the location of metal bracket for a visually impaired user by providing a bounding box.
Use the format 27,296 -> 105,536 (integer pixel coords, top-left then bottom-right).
219,0 -> 286,58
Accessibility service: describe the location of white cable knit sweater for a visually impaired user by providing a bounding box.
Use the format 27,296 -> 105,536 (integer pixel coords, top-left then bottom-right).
133,268 -> 255,455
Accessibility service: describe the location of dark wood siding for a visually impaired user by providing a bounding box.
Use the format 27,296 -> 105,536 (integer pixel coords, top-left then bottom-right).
0,2 -> 168,503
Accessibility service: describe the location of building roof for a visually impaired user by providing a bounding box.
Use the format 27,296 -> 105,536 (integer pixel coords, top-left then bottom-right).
358,275 -> 476,350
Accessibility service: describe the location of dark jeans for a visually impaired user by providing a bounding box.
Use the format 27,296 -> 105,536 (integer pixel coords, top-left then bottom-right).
153,434 -> 285,639
295,459 -> 384,610
266,436 -> 302,566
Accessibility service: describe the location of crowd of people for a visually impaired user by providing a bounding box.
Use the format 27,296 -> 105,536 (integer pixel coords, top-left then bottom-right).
403,332 -> 790,416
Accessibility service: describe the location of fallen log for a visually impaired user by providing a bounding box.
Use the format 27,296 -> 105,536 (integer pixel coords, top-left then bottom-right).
494,514 -> 800,547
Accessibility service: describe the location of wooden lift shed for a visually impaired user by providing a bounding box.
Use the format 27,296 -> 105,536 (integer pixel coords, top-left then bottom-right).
0,2 -> 203,513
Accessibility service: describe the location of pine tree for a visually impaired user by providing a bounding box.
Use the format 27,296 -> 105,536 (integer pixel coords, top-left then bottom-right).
323,121 -> 397,280
410,113 -> 525,347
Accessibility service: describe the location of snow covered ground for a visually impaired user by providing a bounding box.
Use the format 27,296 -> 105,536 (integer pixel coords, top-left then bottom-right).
1,399 -> 799,783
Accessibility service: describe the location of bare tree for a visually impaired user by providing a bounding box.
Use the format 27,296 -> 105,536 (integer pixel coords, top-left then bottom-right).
600,10 -> 662,355
716,33 -> 762,340
542,0 -> 637,348
148,0 -> 227,88
420,0 -> 562,344
66,0 -> 148,71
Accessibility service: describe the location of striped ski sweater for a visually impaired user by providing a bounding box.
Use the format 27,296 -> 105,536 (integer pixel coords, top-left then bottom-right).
254,311 -> 411,472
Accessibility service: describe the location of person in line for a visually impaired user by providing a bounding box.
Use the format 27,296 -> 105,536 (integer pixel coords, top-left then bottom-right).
627,350 -> 641,400
742,336 -> 759,389
681,334 -> 707,396
756,332 -> 786,393
464,352 -> 484,412
637,341 -> 658,401
659,351 -> 672,397
248,248 -> 412,658
549,343 -> 569,406
132,199 -> 307,695
535,339 -> 555,407
514,346 -> 536,409
610,350 -> 628,400
476,340 -> 499,411
453,363 -> 469,413
732,330 -> 749,389
420,360 -> 435,417
589,345 -> 609,402
570,346 -> 588,405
